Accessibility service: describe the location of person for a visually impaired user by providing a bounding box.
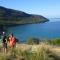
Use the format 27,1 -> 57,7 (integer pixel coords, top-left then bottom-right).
9,33 -> 16,48
2,32 -> 7,53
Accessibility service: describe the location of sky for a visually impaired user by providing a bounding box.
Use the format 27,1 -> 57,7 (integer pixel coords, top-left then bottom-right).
0,0 -> 60,18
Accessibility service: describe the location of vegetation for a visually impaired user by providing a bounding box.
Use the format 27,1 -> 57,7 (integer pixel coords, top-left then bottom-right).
27,37 -> 60,46
27,37 -> 40,45
0,43 -> 60,60
46,38 -> 60,46
0,38 -> 60,60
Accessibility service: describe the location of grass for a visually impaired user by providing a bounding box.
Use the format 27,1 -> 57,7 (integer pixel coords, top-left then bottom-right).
0,43 -> 60,60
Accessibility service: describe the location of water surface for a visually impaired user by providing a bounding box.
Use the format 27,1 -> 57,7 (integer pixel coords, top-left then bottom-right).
8,19 -> 60,41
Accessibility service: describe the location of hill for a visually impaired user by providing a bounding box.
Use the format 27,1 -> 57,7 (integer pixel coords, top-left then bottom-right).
0,6 -> 49,26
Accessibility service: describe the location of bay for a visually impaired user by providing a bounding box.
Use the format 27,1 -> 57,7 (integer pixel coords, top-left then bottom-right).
7,19 -> 60,41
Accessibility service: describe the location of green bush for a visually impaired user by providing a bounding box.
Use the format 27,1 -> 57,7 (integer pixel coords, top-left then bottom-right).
27,38 -> 40,45
47,38 -> 60,45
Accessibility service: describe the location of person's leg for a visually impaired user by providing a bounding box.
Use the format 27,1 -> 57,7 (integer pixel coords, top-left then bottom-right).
3,43 -> 5,53
5,43 -> 7,53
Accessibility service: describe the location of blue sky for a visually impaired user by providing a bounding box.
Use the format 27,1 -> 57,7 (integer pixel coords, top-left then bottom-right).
0,0 -> 60,18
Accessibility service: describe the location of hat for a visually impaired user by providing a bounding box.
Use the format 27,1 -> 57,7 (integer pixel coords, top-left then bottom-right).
3,32 -> 6,35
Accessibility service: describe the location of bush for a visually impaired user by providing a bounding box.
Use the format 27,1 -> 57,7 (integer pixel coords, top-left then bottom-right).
47,38 -> 60,45
27,38 -> 40,45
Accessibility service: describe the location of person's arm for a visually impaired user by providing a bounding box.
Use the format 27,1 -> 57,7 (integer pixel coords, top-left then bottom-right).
5,38 -> 7,43
5,36 -> 7,43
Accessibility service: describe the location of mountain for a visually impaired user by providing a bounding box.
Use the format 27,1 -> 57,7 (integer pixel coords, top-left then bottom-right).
0,6 -> 49,26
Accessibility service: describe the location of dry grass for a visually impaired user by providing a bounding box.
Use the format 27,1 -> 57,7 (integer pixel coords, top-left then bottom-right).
0,43 -> 60,60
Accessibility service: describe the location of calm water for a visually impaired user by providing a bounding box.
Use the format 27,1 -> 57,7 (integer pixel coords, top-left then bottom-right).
8,19 -> 60,41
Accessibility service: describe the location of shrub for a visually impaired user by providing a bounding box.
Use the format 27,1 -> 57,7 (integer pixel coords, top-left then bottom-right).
46,38 -> 60,45
27,38 -> 40,45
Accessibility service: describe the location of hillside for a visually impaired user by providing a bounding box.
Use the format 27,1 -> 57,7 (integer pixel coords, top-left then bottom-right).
0,43 -> 60,60
0,6 -> 49,26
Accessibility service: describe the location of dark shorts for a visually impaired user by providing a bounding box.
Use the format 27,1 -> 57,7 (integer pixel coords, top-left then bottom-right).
3,43 -> 7,48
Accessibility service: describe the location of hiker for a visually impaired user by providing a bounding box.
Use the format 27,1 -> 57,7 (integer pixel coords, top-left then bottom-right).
2,32 -> 7,53
9,33 -> 16,48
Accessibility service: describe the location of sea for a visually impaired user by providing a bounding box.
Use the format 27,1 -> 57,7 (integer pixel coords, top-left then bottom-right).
7,18 -> 60,42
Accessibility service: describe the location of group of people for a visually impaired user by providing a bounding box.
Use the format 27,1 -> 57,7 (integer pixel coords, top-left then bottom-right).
2,32 -> 16,53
